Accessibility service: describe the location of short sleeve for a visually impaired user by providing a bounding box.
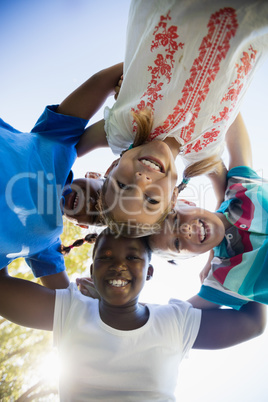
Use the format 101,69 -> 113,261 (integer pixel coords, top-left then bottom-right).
31,105 -> 88,146
227,166 -> 262,181
198,284 -> 249,310
25,238 -> 65,277
169,299 -> 201,357
53,283 -> 77,347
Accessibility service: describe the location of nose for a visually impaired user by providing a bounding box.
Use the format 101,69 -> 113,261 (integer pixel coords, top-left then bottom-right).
109,259 -> 127,272
179,223 -> 192,239
135,172 -> 152,187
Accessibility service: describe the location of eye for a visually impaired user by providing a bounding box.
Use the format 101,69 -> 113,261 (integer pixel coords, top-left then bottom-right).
127,255 -> 141,261
173,212 -> 179,228
117,181 -> 128,190
145,195 -> 159,205
96,256 -> 111,260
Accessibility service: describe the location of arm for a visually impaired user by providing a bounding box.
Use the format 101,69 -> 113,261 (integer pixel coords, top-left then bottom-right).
199,249 -> 214,284
56,62 -> 123,120
0,267 -> 55,331
193,301 -> 266,349
40,271 -> 70,290
75,68 -> 123,156
226,112 -> 252,170
206,113 -> 252,209
187,294 -> 220,310
207,161 -> 227,210
76,119 -> 107,156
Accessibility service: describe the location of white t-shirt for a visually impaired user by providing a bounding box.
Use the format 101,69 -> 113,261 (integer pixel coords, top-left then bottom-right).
104,0 -> 268,166
54,283 -> 201,401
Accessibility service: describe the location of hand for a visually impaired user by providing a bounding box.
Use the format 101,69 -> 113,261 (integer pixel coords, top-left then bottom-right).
199,264 -> 211,283
85,171 -> 102,179
114,75 -> 123,100
76,277 -> 100,299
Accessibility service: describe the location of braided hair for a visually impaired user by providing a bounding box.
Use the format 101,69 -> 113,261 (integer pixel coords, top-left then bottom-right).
60,233 -> 98,255
177,156 -> 223,194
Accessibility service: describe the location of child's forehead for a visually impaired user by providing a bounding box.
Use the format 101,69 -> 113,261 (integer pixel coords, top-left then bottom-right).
95,234 -> 146,253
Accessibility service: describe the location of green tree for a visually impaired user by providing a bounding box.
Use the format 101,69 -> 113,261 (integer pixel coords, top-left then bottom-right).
0,219 -> 94,401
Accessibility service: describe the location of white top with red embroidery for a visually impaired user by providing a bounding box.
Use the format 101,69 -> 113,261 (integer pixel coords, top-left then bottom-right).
104,0 -> 268,166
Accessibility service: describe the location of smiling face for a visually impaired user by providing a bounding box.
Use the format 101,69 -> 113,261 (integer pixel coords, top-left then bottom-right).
63,176 -> 104,226
103,141 -> 178,227
90,234 -> 152,307
148,203 -> 225,258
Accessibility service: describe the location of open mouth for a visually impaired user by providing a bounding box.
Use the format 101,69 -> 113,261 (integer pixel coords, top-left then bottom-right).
73,192 -> 79,210
139,157 -> 165,173
199,220 -> 210,243
108,279 -> 130,287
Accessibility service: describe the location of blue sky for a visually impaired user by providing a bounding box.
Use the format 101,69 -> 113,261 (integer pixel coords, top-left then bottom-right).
1,1 -> 268,400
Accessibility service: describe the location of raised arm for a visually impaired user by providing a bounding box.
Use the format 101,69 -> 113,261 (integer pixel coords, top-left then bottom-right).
74,66 -> 124,156
57,62 -> 123,120
0,267 -> 55,331
225,112 -> 252,170
193,301 -> 266,349
207,113 -> 252,209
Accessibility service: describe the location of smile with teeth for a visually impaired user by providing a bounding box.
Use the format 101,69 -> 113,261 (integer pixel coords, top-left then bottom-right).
73,193 -> 79,210
199,220 -> 207,243
140,158 -> 162,172
108,279 -> 130,287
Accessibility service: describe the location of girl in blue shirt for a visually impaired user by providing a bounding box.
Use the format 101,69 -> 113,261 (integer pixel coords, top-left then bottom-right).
1,63 -> 123,290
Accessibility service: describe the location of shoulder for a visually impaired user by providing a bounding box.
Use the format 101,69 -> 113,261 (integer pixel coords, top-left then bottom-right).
168,298 -> 201,322
148,299 -> 201,326
54,283 -> 98,347
30,105 -> 88,144
56,282 -> 95,304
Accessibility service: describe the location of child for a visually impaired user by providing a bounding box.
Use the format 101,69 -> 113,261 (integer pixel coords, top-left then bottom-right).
0,229 -> 265,400
148,112 -> 268,310
1,62 -> 123,290
75,0 -> 268,234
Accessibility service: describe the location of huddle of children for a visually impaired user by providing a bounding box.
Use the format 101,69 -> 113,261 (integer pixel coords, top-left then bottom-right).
1,0 -> 268,400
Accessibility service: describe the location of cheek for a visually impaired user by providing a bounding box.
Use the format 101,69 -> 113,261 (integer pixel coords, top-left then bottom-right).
160,179 -> 177,203
114,159 -> 134,178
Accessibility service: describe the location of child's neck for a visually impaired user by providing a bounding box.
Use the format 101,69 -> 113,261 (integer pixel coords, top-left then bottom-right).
163,137 -> 183,159
99,300 -> 149,331
215,212 -> 232,230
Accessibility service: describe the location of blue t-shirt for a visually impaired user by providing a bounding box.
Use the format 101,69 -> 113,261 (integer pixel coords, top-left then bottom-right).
0,105 -> 88,277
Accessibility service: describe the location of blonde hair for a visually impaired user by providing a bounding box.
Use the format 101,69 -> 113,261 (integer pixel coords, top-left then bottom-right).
99,107 -> 222,234
177,156 -> 222,194
131,108 -> 154,147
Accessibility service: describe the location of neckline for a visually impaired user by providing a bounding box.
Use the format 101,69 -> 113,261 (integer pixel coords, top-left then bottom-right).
94,301 -> 152,336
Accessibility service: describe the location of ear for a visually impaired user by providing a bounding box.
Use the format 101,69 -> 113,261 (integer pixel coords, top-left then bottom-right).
178,198 -> 196,207
170,186 -> 179,209
146,264 -> 154,281
104,158 -> 120,178
85,172 -> 102,179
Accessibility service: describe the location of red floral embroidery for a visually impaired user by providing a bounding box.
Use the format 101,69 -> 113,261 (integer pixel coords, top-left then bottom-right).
151,13 -> 182,56
212,45 -> 257,123
132,10 -> 183,125
147,8 -> 238,147
185,128 -> 220,154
